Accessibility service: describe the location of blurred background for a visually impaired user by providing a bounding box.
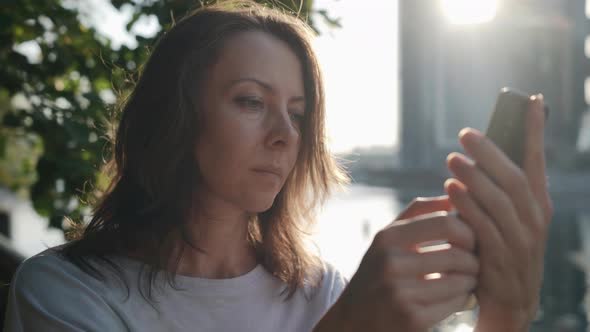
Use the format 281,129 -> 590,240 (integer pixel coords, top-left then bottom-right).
1,0 -> 590,331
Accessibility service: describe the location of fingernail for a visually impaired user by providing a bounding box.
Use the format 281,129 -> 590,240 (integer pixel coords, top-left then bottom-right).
530,93 -> 544,106
459,128 -> 483,146
444,178 -> 454,189
447,152 -> 459,163
458,127 -> 471,138
448,152 -> 475,167
459,127 -> 483,140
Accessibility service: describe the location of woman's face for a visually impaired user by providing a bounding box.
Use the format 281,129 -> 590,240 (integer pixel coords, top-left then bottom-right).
195,31 -> 305,214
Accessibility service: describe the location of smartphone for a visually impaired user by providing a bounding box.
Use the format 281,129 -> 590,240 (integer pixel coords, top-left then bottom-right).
485,88 -> 549,167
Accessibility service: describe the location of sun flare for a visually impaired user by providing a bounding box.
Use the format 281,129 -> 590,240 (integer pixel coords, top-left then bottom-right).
440,0 -> 499,25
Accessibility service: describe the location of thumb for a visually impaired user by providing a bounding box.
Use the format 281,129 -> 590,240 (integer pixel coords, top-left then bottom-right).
396,196 -> 453,221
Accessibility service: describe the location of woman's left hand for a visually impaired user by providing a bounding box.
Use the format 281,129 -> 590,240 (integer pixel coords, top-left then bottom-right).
444,95 -> 553,332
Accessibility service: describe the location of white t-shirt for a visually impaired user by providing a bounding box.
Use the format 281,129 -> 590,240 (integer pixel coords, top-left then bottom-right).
4,248 -> 348,332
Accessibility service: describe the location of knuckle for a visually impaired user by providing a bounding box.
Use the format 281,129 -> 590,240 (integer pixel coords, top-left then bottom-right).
470,254 -> 481,272
446,247 -> 460,261
382,257 -> 403,278
489,249 -> 509,270
522,234 -> 537,252
440,217 -> 470,243
514,169 -> 528,186
447,248 -> 478,272
389,284 -> 407,303
529,218 -> 544,239
447,274 -> 466,290
438,216 -> 457,234
530,204 -> 549,237
459,275 -> 477,290
449,248 -> 467,267
545,197 -> 554,221
519,236 -> 532,253
449,247 -> 468,262
382,276 -> 396,293
490,191 -> 512,210
507,169 -> 528,192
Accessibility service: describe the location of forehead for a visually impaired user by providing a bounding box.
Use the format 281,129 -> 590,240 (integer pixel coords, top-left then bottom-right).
208,31 -> 305,95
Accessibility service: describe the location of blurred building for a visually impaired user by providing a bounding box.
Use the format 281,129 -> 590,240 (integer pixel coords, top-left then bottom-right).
398,1 -> 590,331
399,0 -> 589,170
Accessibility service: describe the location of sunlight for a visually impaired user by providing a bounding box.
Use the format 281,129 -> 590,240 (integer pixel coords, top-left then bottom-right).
424,272 -> 442,280
452,323 -> 474,332
313,0 -> 398,153
440,0 -> 499,25
417,241 -> 451,253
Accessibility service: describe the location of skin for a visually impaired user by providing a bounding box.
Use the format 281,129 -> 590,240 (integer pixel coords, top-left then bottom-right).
176,30 -> 552,331
177,31 -> 305,279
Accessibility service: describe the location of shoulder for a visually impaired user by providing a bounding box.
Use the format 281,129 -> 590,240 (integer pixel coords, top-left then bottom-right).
318,261 -> 348,303
14,248 -> 76,287
320,261 -> 348,288
5,247 -> 128,331
12,247 -> 101,291
322,262 -> 348,295
287,261 -> 347,329
17,246 -> 71,273
9,247 -> 113,311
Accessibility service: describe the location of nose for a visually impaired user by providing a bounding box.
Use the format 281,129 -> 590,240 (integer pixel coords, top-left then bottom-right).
265,106 -> 300,150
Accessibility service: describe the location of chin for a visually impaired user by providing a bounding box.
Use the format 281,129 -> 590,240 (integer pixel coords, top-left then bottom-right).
244,193 -> 278,213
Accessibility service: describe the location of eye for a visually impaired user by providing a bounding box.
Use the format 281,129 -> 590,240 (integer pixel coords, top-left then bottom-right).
235,96 -> 264,110
289,111 -> 305,126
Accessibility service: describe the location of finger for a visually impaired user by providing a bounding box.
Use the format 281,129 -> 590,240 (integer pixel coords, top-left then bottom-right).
445,178 -> 505,255
398,273 -> 476,306
446,152 -> 524,248
396,196 -> 453,220
385,248 -> 479,277
414,294 -> 472,330
523,94 -> 553,223
457,129 -> 541,231
377,212 -> 475,251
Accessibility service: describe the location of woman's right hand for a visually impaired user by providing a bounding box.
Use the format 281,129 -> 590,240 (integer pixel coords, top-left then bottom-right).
315,197 -> 479,332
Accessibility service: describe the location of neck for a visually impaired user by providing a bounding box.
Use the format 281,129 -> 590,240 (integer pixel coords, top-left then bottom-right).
174,195 -> 258,279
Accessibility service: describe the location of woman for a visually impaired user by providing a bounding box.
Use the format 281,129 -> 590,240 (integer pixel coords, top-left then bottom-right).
4,1 -> 553,331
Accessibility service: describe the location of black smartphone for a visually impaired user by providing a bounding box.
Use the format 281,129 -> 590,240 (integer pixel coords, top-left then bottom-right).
485,88 -> 549,168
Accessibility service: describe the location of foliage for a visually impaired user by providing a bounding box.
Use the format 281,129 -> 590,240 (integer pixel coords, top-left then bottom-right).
0,0 -> 339,229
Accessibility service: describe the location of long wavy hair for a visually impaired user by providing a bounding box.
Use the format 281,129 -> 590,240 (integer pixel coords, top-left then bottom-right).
59,0 -> 348,302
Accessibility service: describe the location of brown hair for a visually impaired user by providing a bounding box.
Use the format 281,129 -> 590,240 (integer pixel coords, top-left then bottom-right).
60,0 -> 348,302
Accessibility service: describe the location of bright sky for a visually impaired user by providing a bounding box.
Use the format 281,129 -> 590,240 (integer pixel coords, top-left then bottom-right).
312,0 -> 399,153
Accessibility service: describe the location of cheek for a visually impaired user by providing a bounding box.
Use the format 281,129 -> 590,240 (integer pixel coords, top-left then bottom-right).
197,130 -> 249,179
195,116 -> 259,191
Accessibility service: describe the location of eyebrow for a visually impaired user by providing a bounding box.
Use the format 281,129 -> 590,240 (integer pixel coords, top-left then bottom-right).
226,77 -> 305,103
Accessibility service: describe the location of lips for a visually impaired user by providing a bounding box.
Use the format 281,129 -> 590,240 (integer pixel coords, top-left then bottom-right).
252,166 -> 283,179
